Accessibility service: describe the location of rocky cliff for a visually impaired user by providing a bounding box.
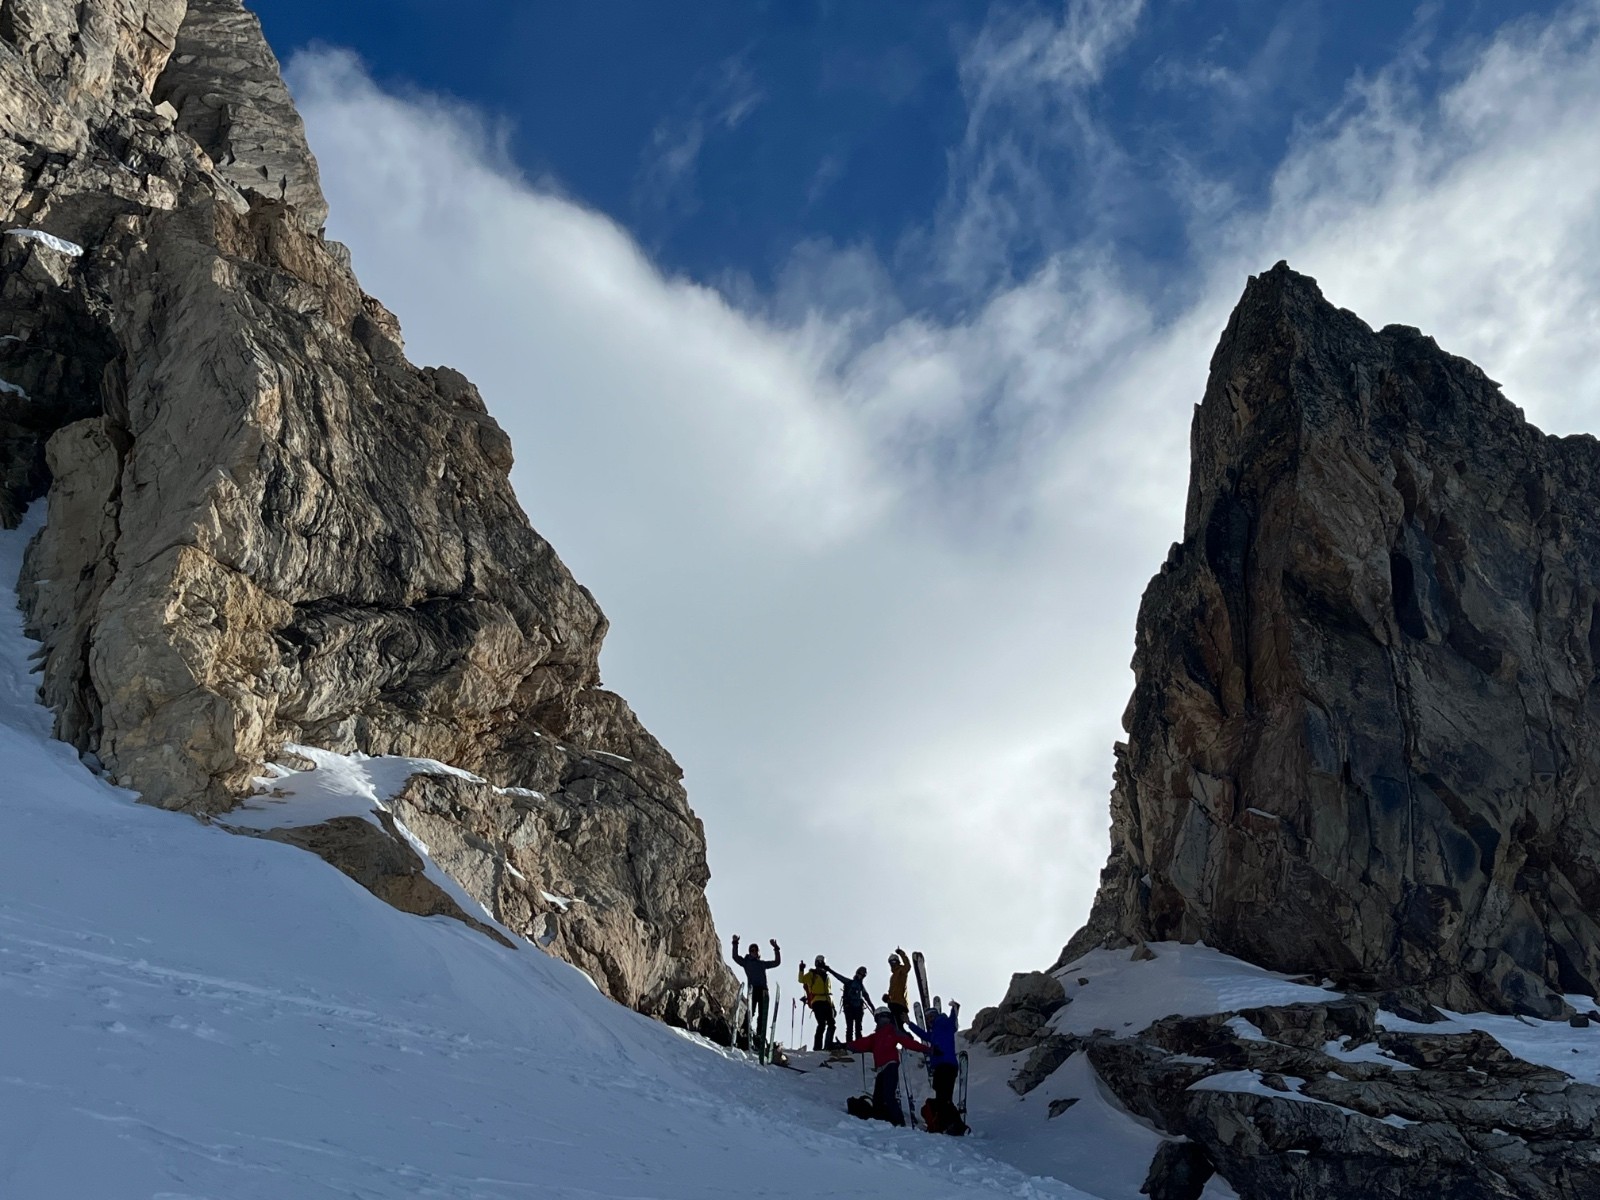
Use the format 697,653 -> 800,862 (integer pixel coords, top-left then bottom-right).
0,0 -> 734,1036
1062,262 -> 1600,1019
969,263 -> 1600,1198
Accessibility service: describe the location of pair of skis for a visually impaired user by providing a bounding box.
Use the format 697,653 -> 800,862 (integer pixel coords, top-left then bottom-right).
737,982 -> 784,1064
910,950 -> 932,1124
762,983 -> 781,1064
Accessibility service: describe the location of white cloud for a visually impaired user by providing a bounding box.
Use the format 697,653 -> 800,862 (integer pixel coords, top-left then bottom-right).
286,0 -> 1600,1012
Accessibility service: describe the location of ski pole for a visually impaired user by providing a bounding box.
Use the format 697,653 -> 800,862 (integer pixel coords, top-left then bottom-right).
902,1061 -> 919,1129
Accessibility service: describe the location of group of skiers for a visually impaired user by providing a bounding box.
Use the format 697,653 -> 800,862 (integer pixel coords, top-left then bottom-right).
732,937 -> 968,1134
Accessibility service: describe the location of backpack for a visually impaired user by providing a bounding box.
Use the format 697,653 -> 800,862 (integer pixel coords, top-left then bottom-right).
921,1097 -> 968,1136
846,1094 -> 875,1121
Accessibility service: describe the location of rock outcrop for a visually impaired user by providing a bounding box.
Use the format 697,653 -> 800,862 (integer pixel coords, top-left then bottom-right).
971,946 -> 1600,1199
1085,990 -> 1600,1199
0,0 -> 733,1036
1067,263 -> 1600,1017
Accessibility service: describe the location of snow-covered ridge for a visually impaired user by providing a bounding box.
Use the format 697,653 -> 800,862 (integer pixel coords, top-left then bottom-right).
1033,942 -> 1600,1085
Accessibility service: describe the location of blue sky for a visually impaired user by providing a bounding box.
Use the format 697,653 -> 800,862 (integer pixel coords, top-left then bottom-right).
255,1 -> 1600,1011
256,1 -> 1561,308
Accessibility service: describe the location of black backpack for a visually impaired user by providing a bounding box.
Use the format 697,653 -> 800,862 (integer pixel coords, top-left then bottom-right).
846,1094 -> 875,1120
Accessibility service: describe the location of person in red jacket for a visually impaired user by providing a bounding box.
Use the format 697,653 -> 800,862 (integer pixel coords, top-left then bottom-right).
847,1007 -> 933,1126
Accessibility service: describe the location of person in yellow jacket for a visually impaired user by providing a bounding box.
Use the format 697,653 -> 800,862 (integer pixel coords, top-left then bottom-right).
799,955 -> 837,1050
883,947 -> 911,1028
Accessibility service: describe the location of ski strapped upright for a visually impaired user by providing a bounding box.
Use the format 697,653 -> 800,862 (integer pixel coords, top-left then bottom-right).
912,950 -> 931,1016
912,952 -> 933,1084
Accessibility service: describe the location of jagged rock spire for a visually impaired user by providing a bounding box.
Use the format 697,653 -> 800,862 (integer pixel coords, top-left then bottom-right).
1066,262 -> 1600,1016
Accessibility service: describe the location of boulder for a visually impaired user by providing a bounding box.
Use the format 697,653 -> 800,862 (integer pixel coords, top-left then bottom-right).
1141,1140 -> 1214,1200
1001,970 -> 1069,1016
1009,1035 -> 1080,1096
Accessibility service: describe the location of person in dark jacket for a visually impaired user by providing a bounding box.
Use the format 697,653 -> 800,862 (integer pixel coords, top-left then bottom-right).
827,963 -> 869,1042
908,998 -> 962,1108
846,1007 -> 932,1126
732,935 -> 780,1051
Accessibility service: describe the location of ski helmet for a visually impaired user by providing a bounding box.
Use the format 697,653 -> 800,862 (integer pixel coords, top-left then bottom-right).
874,1006 -> 892,1022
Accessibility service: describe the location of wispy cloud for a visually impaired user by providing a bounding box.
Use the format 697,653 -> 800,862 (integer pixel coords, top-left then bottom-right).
963,0 -> 1146,99
288,1 -> 1600,1009
637,54 -> 764,216
1146,5 -> 1313,110
919,0 -> 1147,298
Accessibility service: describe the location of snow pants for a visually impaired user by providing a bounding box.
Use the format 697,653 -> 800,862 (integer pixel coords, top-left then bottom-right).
842,1006 -> 864,1043
872,1061 -> 905,1126
810,999 -> 836,1050
933,1062 -> 959,1106
750,985 -> 770,1050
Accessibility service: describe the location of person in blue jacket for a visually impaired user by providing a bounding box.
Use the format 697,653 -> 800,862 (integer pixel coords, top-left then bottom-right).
908,998 -> 961,1110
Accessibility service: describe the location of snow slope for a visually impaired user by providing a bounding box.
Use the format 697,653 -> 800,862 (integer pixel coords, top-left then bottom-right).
0,509 -> 1100,1199
8,503 -> 1591,1199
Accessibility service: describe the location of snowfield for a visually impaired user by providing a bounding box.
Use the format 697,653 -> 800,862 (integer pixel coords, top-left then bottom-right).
4,507 -> 1595,1198
0,509 -> 1106,1199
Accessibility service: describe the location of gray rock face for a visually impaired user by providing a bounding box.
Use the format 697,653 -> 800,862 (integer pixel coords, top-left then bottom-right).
1141,1140 -> 1214,1200
1082,995 -> 1600,1200
1067,263 -> 1600,1017
388,766 -> 731,1037
1,0 -> 734,1035
969,970 -> 1071,1055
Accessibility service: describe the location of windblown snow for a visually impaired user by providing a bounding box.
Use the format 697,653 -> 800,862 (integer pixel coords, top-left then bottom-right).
5,504 -> 1598,1198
